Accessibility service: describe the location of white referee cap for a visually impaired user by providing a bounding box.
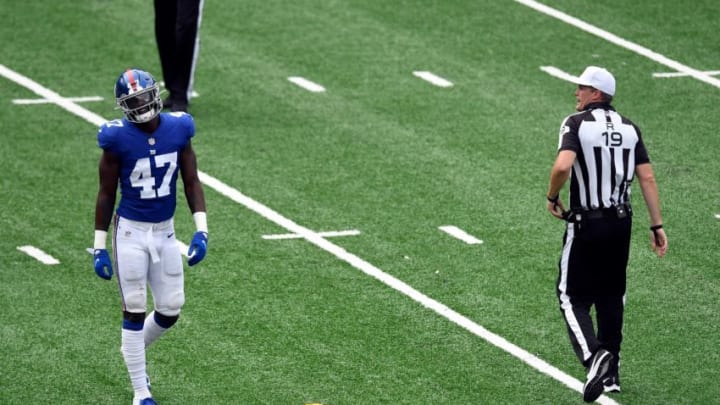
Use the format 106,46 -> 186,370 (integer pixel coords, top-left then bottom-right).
576,66 -> 615,96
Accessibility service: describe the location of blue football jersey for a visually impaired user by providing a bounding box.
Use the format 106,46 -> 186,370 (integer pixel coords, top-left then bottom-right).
97,112 -> 195,222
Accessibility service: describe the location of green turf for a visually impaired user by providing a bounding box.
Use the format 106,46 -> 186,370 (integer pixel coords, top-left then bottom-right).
1,1 -> 719,404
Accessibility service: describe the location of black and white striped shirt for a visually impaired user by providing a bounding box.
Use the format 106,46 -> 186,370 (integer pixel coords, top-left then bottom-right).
557,102 -> 650,210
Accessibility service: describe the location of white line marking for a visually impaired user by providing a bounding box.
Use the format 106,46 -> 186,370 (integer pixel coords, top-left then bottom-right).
1,63 -> 609,401
263,229 -> 361,240
198,171 -> 604,400
540,66 -> 579,84
413,71 -> 454,87
516,0 -> 720,91
439,226 -> 484,245
0,65 -> 108,125
715,214 -> 720,219
17,245 -> 60,265
288,76 -> 326,93
653,70 -> 720,78
13,96 -> 104,105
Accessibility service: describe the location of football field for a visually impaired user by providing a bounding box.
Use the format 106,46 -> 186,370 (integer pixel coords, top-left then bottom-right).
1,1 -> 719,404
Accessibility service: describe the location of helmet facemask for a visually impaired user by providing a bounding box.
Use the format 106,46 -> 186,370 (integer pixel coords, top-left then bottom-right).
117,86 -> 163,123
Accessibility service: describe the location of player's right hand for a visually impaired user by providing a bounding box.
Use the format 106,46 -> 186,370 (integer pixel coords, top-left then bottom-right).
187,231 -> 208,266
94,249 -> 113,280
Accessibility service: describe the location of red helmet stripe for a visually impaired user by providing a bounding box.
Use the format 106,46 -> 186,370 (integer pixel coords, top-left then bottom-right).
125,69 -> 138,91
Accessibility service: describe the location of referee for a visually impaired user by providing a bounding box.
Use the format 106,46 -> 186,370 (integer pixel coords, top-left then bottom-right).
154,0 -> 204,112
545,66 -> 668,402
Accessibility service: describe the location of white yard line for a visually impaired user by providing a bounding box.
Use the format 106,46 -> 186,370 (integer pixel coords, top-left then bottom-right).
540,66 -> 579,84
13,96 -> 103,105
199,170 -> 602,399
516,0 -> 720,90
288,76 -> 326,93
653,70 -> 720,78
413,71 -> 454,87
17,245 -> 60,265
1,63 -> 614,403
0,65 -> 108,125
263,229 -> 361,240
439,226 -> 483,245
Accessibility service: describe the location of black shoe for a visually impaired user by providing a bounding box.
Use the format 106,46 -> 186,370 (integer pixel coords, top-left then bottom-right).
603,374 -> 621,393
583,349 -> 613,402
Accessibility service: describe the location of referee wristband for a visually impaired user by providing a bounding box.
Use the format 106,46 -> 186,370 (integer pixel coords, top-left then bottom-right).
650,224 -> 663,231
547,194 -> 559,204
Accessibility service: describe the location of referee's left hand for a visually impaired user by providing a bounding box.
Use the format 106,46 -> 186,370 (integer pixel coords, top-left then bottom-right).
547,198 -> 566,220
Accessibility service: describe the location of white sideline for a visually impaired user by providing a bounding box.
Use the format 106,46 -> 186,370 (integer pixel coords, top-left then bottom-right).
1,63 -> 614,403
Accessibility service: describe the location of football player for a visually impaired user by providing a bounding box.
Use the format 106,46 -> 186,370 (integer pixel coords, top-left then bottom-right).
93,68 -> 208,405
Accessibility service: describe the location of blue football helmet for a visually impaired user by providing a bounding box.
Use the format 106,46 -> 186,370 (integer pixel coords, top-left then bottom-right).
114,69 -> 163,123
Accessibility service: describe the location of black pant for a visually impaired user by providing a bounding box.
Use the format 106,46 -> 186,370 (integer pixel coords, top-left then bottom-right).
154,0 -> 202,106
556,215 -> 631,373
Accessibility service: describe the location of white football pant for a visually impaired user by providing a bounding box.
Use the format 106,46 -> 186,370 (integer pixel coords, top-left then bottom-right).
113,216 -> 185,316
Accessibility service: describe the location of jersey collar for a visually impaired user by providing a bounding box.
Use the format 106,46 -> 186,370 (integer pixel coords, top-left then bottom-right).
583,102 -> 615,111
